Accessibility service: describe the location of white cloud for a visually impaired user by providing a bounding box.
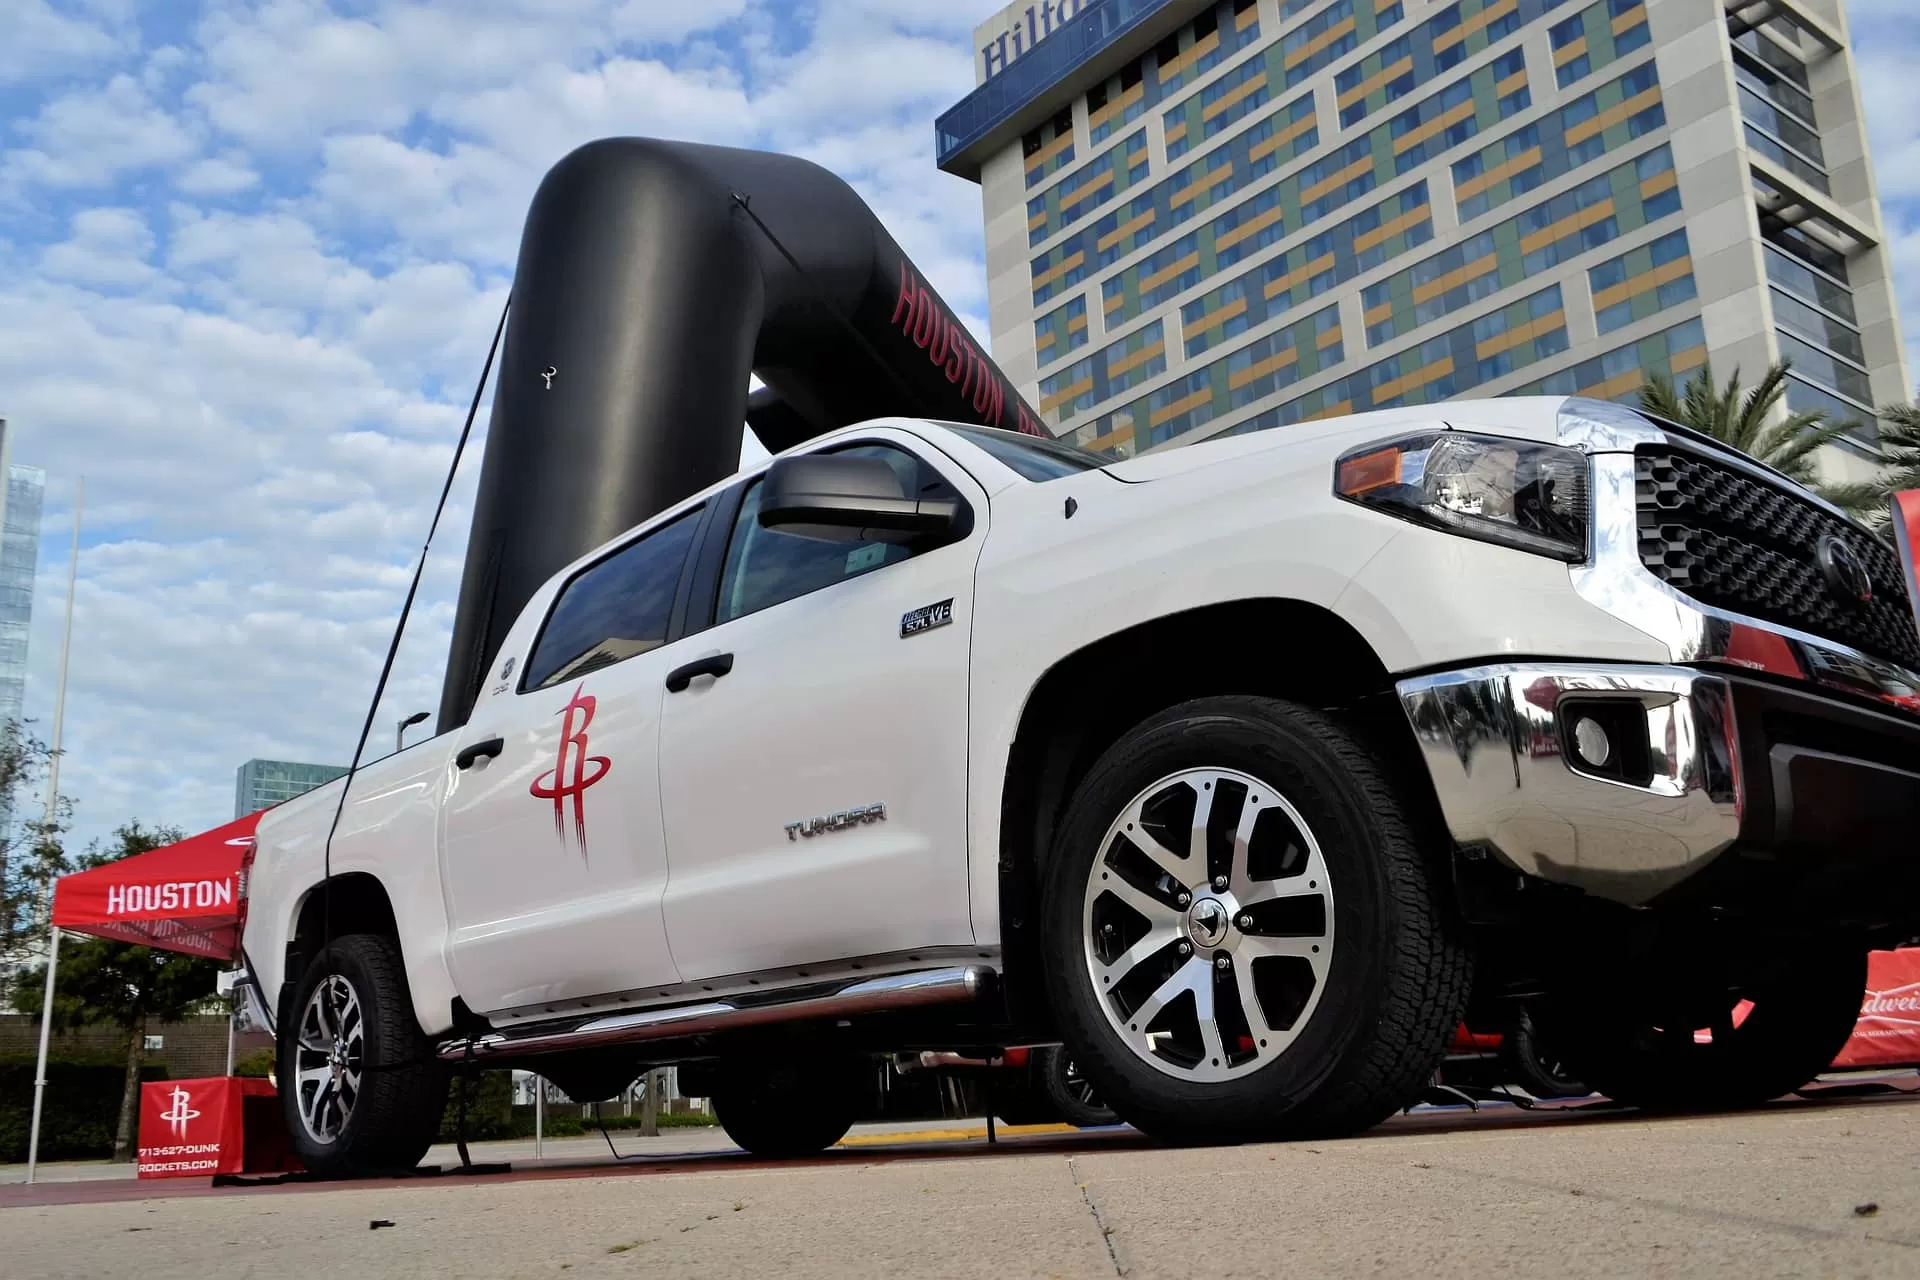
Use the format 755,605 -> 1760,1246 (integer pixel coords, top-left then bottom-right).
38,208 -> 163,290
609,0 -> 752,43
174,154 -> 260,196
2,74 -> 200,190
0,1 -> 127,86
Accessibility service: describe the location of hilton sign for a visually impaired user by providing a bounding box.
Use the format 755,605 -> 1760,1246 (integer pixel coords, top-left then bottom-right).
977,0 -> 1095,81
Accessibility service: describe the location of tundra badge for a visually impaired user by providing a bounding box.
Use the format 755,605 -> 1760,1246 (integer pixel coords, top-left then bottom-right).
786,804 -> 887,841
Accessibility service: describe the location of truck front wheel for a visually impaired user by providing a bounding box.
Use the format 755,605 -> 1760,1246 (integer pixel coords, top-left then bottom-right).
1539,946 -> 1866,1111
279,932 -> 449,1177
1041,695 -> 1471,1143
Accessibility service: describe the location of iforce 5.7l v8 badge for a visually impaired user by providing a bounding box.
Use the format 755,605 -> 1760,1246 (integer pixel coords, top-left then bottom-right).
901,598 -> 954,638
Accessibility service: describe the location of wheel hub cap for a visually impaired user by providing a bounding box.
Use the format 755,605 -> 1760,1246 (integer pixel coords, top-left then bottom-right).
1186,897 -> 1231,948
1081,766 -> 1336,1083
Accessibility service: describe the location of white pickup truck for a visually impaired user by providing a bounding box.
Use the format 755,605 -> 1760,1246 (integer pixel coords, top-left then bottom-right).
243,396 -> 1920,1175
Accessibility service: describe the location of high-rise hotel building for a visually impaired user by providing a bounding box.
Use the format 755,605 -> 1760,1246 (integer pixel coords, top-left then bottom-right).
936,0 -> 1908,470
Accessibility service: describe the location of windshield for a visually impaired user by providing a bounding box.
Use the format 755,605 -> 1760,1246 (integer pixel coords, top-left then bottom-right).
936,422 -> 1109,481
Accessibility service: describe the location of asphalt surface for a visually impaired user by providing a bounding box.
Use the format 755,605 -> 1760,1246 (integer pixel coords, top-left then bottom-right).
5,1087 -> 1918,1278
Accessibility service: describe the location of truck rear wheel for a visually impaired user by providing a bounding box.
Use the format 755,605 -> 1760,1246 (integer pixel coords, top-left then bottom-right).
710,1058 -> 861,1158
1540,946 -> 1866,1111
1041,695 -> 1471,1144
1036,1046 -> 1118,1128
1499,1006 -> 1589,1100
279,933 -> 449,1177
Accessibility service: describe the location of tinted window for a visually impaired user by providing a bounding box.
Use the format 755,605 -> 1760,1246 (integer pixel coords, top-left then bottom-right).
524,509 -> 701,691
717,445 -> 956,624
938,423 -> 1108,481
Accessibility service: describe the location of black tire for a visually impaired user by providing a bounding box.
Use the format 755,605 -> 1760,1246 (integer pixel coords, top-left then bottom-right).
1498,1007 -> 1590,1100
1539,946 -> 1866,1111
988,1072 -> 1059,1125
1041,695 -> 1472,1144
279,933 -> 449,1177
1036,1046 -> 1119,1127
711,1057 -> 861,1158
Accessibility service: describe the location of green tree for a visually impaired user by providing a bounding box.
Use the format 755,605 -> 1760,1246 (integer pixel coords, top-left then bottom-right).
1784,403 -> 1920,530
1638,362 -> 1881,519
16,821 -> 222,1162
0,718 -> 73,1009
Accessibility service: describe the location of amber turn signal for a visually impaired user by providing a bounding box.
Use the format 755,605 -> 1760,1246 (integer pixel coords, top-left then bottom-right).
1335,447 -> 1402,495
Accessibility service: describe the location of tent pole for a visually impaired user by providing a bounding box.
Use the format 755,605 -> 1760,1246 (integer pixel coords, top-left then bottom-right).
26,926 -> 61,1184
224,1003 -> 237,1077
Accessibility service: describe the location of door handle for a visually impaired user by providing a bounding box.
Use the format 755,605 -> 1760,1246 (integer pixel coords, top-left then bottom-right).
665,652 -> 734,693
455,737 -> 505,770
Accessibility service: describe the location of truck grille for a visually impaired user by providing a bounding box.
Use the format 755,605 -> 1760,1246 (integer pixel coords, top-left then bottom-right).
1635,448 -> 1920,672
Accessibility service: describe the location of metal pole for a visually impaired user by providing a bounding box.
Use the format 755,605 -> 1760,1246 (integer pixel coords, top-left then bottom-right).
534,1075 -> 544,1160
26,926 -> 61,1184
224,1002 -> 237,1077
42,477 -> 82,830
395,711 -> 427,756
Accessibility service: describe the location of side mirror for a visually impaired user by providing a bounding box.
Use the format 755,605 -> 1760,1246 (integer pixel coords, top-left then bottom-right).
759,454 -> 961,544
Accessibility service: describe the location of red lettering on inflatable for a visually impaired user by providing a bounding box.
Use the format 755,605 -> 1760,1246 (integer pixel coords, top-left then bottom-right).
911,291 -> 935,349
929,314 -> 950,366
891,262 -> 917,328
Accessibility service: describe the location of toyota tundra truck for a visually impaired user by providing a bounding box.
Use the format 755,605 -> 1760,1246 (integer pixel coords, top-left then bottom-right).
242,395 -> 1920,1175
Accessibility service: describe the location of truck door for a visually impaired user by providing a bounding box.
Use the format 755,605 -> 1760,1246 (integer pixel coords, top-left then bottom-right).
656,436 -> 985,980
438,504 -> 706,1015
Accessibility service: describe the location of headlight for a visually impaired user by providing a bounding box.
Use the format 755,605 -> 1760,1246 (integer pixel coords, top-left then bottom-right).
1334,431 -> 1589,561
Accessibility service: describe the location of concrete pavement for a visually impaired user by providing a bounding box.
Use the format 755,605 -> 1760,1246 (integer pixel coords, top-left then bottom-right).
5,1092 -> 1918,1277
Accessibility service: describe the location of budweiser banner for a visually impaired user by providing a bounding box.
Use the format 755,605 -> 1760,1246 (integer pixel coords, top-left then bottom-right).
137,1077 -> 295,1179
1831,948 -> 1920,1071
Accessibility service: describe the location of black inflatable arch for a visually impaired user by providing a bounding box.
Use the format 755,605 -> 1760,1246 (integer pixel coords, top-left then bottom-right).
438,137 -> 1045,731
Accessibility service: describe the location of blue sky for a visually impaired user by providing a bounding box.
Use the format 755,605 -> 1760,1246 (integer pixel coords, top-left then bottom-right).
0,0 -> 1916,853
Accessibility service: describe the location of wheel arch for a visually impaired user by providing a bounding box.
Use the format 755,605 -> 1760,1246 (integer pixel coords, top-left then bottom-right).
280,873 -> 401,1026
992,596 -> 1446,1034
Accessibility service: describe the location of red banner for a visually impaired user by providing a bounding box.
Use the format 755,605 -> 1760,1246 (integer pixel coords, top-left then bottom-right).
137,1076 -> 296,1178
1831,948 -> 1920,1071
1891,490 -> 1920,645
53,812 -> 262,960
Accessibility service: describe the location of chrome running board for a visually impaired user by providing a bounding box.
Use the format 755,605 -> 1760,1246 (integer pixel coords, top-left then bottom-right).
437,965 -> 994,1062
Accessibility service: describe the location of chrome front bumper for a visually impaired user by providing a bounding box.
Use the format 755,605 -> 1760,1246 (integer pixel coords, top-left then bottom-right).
1393,400 -> 1920,912
1397,664 -> 1742,906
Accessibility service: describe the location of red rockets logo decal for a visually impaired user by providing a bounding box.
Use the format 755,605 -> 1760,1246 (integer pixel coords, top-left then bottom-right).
530,683 -> 610,857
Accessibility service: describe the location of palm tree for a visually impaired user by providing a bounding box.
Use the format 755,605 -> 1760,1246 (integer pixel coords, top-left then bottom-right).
1802,403 -> 1920,531
1639,360 -> 1856,475
1869,403 -> 1920,497
1638,361 -> 1884,523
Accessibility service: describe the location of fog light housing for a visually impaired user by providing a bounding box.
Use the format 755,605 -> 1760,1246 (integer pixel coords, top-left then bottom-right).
1558,698 -> 1654,786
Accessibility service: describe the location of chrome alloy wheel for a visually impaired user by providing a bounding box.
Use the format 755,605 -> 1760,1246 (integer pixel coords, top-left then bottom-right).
1082,767 -> 1334,1083
294,973 -> 365,1144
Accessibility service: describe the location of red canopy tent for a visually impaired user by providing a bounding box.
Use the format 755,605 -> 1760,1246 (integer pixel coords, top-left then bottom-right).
26,810 -> 264,1181
49,811 -> 264,958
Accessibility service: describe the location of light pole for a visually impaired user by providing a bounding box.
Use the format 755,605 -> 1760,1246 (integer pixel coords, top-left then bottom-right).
395,710 -> 429,754
42,476 -> 82,830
